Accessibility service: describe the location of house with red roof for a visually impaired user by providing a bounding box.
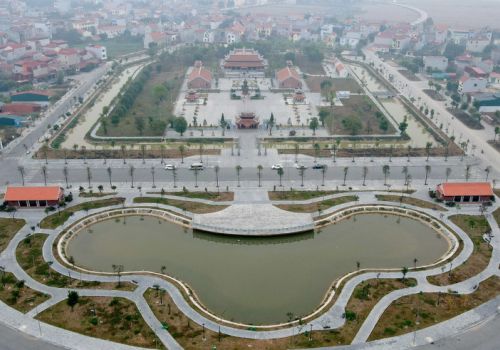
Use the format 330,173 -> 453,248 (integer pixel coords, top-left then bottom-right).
436,182 -> 494,203
4,186 -> 64,208
187,61 -> 212,89
57,48 -> 81,70
275,64 -> 302,89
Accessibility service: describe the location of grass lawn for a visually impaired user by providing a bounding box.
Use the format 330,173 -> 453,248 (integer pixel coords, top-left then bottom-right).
74,39 -> 144,59
37,296 -> 163,349
133,197 -> 228,214
16,233 -> 135,291
39,198 -> 125,229
427,215 -> 491,286
0,271 -> 49,313
375,195 -> 447,212
0,218 -> 25,253
305,76 -> 363,94
369,276 -> 500,341
322,95 -> 396,135
146,191 -> 234,202
276,196 -> 358,213
269,190 -> 339,201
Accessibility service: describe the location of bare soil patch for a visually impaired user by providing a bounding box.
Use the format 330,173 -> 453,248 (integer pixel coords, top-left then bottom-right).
133,197 -> 228,214
375,194 -> 446,212
276,196 -> 359,213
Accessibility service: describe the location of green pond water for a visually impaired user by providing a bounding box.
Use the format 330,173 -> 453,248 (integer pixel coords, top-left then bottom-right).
66,213 -> 449,324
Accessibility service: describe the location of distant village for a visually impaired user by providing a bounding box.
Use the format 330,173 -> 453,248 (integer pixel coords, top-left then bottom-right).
1,0 -> 500,130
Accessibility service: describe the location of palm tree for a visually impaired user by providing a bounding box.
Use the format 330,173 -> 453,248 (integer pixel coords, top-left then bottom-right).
406,145 -> 411,162
41,165 -> 48,186
389,144 -> 394,162
257,165 -> 263,187
172,167 -> 178,188
299,167 -> 306,187
121,144 -> 127,164
484,166 -> 492,181
63,166 -> 69,188
465,165 -> 471,182
425,142 -> 432,161
86,166 -> 92,188
151,166 -> 156,188
161,265 -> 166,275
107,167 -> 112,187
277,168 -> 284,187
356,261 -> 361,270
321,165 -> 328,186
235,165 -> 242,187
129,165 -> 135,188
343,166 -> 349,186
112,264 -> 124,287
444,142 -> 450,162
214,165 -> 220,188
160,144 -> 166,164
313,143 -> 320,163
294,144 -> 299,162
424,165 -> 431,185
17,166 -> 25,186
141,144 -> 146,164
193,167 -> 199,188
198,144 -> 203,162
81,146 -> 87,164
445,167 -> 452,182
383,165 -> 390,186
402,166 -> 409,186
413,258 -> 418,269
179,145 -> 186,164
362,166 -> 368,186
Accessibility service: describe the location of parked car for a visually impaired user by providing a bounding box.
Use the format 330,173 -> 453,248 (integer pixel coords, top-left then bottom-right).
164,164 -> 176,170
313,164 -> 326,169
271,164 -> 283,170
295,163 -> 308,169
190,162 -> 204,170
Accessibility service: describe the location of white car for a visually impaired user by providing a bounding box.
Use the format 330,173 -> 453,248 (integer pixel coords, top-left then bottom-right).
295,163 -> 308,169
164,164 -> 176,170
271,164 -> 283,170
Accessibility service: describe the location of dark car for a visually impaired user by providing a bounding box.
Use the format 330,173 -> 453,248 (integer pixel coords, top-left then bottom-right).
313,164 -> 326,169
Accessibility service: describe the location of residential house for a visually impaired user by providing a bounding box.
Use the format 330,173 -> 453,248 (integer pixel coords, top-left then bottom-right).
423,56 -> 448,72
466,33 -> 492,53
57,48 -> 81,71
275,64 -> 302,89
85,45 -> 107,61
458,75 -> 487,94
340,31 -> 361,48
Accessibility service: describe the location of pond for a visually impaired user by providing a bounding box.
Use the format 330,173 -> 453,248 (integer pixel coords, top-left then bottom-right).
66,213 -> 449,324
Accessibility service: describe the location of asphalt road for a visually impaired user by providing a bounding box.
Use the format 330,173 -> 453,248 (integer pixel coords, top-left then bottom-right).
0,323 -> 68,350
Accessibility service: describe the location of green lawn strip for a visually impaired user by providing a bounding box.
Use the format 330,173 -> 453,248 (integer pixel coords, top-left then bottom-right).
493,207 -> 500,228
78,192 -> 117,198
375,194 -> 447,212
0,218 -> 26,253
269,190 -> 340,201
16,233 -> 135,291
133,197 -> 228,214
36,296 -> 164,349
0,271 -> 49,313
369,276 -> 500,341
275,196 -> 359,213
146,191 -> 234,202
39,198 -> 125,229
427,215 -> 491,286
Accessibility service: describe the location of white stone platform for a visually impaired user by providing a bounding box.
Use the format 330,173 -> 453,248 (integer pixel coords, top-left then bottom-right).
192,204 -> 314,236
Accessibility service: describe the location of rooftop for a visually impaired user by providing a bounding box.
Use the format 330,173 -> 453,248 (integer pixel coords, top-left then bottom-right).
437,182 -> 493,197
4,186 -> 63,202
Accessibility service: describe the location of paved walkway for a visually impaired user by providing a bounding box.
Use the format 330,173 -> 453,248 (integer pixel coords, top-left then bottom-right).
0,187 -> 498,349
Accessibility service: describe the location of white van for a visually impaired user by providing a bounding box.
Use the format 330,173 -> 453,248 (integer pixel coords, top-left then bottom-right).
190,162 -> 204,170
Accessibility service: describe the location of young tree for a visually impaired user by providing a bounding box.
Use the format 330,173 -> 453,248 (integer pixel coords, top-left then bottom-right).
424,165 -> 431,185
235,165 -> 242,187
465,164 -> 471,182
86,166 -> 92,188
298,167 -> 306,187
425,142 -> 432,161
67,290 -> 79,311
485,166 -> 492,181
257,165 -> 263,187
120,144 -> 127,164
277,167 -> 284,187
321,164 -> 328,186
343,166 -> 349,186
362,166 -> 368,186
309,117 -> 319,136
41,165 -> 48,186
63,166 -> 69,188
178,144 -> 186,164
268,113 -> 275,136
174,117 -> 188,136
383,165 -> 390,186
219,113 -> 227,136
445,167 -> 452,182
401,266 -> 409,281
214,165 -> 220,188
107,166 -> 112,187
399,116 -> 409,136
129,165 -> 135,188
318,110 -> 329,127
17,166 -> 25,186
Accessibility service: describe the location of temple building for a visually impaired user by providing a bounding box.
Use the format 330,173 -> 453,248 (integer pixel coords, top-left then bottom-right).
222,48 -> 267,76
235,112 -> 259,129
187,61 -> 212,89
276,62 -> 302,89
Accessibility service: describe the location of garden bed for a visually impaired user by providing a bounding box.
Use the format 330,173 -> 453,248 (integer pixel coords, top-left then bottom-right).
423,89 -> 445,101
146,191 -> 234,202
427,215 -> 492,286
375,195 -> 446,212
276,196 -> 359,213
0,218 -> 25,253
133,197 -> 228,214
0,271 -> 49,313
447,108 -> 484,130
269,190 -> 339,201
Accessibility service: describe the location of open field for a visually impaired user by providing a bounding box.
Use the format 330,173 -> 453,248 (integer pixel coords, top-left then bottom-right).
0,271 -> 49,313
39,198 -> 125,229
321,95 -> 396,135
375,195 -> 446,212
305,76 -> 363,94
133,197 -> 228,214
369,276 -> 500,341
16,233 -> 136,290
427,215 -> 492,286
0,218 -> 25,253
37,296 -> 164,349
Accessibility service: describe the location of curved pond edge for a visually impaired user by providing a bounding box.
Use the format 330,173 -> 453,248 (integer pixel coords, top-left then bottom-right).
56,205 -> 460,330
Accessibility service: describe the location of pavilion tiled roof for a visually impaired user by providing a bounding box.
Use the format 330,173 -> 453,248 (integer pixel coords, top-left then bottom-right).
437,182 -> 493,197
4,186 -> 63,201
